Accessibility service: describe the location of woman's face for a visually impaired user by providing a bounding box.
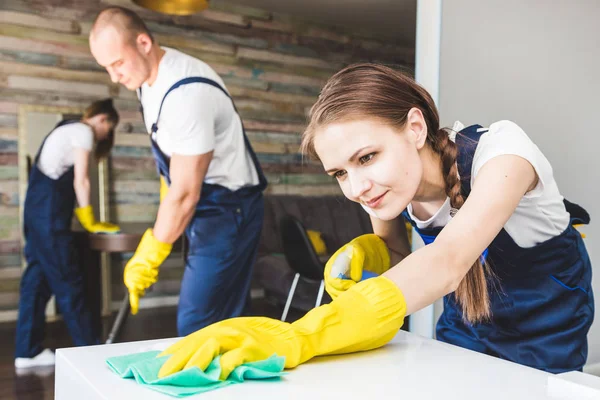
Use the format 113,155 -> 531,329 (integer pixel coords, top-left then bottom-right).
313,113 -> 427,220
90,114 -> 113,141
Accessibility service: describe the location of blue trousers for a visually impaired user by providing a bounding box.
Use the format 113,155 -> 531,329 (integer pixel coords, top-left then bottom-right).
15,230 -> 98,358
177,192 -> 264,336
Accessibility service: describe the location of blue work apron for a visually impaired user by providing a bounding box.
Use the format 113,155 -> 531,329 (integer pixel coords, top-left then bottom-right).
402,124 -> 594,373
139,77 -> 267,336
15,120 -> 99,358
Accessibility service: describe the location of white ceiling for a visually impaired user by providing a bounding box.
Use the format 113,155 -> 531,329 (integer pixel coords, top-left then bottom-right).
224,0 -> 417,45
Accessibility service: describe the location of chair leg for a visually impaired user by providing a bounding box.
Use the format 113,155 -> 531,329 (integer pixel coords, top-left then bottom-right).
315,280 -> 325,308
281,273 -> 300,322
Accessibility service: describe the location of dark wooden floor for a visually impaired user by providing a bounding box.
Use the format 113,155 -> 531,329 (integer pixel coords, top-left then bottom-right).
0,297 -> 301,400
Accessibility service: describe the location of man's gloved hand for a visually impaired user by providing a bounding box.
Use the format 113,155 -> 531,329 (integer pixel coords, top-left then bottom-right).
124,229 -> 172,314
324,234 -> 391,300
75,205 -> 120,234
157,275 -> 406,380
159,175 -> 169,203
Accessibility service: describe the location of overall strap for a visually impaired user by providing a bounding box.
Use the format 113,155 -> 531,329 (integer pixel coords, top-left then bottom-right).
150,77 -> 267,189
455,124 -> 488,197
137,87 -> 146,125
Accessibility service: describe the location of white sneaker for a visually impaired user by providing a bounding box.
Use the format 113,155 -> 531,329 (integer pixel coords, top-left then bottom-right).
15,348 -> 55,369
14,365 -> 54,377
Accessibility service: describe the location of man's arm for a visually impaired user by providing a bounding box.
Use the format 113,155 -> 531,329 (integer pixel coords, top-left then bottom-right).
151,83 -> 219,243
152,151 -> 213,243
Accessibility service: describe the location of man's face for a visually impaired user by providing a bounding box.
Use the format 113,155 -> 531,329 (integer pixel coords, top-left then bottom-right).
90,26 -> 151,91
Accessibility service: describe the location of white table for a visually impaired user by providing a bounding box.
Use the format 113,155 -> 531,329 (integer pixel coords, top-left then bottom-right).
55,330 -> 599,399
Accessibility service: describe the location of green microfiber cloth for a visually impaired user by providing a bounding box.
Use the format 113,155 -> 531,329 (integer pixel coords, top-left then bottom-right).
106,351 -> 286,397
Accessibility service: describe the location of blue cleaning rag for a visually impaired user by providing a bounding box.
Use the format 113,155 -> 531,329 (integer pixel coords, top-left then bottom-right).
106,351 -> 286,397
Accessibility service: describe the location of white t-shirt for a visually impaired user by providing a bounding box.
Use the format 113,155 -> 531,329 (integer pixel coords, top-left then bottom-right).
37,122 -> 93,180
139,47 -> 259,191
404,120 -> 570,248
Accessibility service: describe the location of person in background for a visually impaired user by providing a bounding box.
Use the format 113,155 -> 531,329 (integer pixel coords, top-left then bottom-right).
15,98 -> 121,369
89,7 -> 267,336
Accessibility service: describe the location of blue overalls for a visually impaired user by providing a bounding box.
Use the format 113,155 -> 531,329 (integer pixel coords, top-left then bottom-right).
139,77 -> 268,336
402,124 -> 594,373
15,120 -> 99,358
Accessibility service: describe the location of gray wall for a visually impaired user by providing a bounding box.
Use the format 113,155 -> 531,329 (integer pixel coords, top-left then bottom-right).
438,0 -> 600,365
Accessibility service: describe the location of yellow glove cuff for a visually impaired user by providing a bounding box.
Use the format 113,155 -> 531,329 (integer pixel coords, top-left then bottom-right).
291,275 -> 406,365
74,205 -> 95,230
136,228 -> 173,262
155,276 -> 406,380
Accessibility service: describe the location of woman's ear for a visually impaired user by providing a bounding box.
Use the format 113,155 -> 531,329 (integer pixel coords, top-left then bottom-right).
406,108 -> 428,149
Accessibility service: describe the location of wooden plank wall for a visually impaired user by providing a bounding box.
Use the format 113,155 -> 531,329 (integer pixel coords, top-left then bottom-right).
0,0 -> 414,312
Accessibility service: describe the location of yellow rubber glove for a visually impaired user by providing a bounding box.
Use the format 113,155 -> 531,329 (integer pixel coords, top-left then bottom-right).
124,229 -> 172,314
74,205 -> 120,234
307,229 -> 327,256
158,275 -> 406,380
324,234 -> 391,300
573,224 -> 587,238
159,175 -> 169,203
405,221 -> 413,248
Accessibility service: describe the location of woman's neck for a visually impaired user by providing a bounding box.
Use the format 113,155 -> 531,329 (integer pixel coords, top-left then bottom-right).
81,118 -> 98,142
410,146 -> 448,220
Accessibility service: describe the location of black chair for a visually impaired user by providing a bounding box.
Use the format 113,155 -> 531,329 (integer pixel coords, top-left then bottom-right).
279,215 -> 326,321
26,155 -> 32,177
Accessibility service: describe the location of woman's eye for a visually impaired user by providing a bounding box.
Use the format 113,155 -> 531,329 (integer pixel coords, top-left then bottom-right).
334,170 -> 346,179
359,153 -> 375,164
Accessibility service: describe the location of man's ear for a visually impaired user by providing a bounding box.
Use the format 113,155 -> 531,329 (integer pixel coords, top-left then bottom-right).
137,33 -> 153,55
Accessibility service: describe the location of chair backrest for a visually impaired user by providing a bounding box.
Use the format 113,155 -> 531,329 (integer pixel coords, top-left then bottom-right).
26,155 -> 32,178
259,195 -> 374,256
280,214 -> 325,281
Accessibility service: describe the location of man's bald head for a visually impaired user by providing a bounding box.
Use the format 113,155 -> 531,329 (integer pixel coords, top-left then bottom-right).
91,6 -> 153,44
90,6 -> 158,91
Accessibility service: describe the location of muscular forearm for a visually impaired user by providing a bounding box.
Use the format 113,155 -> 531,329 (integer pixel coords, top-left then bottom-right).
152,151 -> 212,243
152,189 -> 199,243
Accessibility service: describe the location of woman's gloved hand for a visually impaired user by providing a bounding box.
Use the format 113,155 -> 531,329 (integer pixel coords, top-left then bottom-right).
324,234 -> 391,299
157,276 -> 406,380
75,205 -> 120,234
124,229 -> 172,314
